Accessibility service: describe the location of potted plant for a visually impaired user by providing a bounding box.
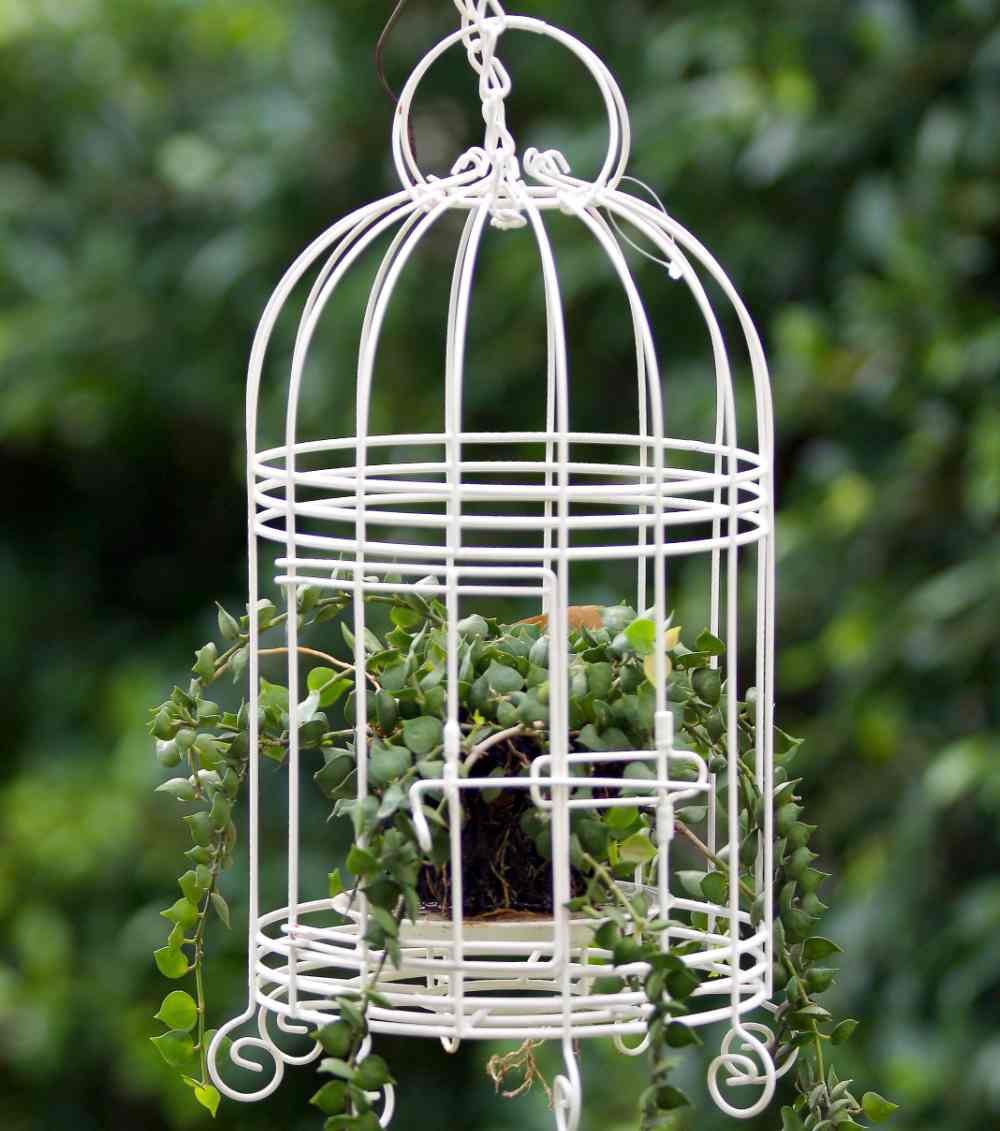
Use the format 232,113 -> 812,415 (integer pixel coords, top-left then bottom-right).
148,584 -> 897,1130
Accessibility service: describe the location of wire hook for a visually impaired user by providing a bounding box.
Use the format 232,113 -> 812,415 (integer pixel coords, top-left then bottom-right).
376,0 -> 418,161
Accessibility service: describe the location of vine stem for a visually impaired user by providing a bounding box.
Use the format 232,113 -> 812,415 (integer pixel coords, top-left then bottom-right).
463,724 -> 528,773
259,645 -> 381,689
336,898 -> 405,1117
675,819 -> 756,902
581,852 -> 646,937
191,847 -> 223,1086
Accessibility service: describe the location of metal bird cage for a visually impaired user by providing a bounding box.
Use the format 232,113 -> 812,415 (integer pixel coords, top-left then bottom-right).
208,3 -> 779,1126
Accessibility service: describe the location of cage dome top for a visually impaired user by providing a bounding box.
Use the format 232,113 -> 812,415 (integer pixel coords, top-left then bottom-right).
246,0 -> 773,569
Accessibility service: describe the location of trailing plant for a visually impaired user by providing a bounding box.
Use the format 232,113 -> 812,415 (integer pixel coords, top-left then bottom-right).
149,587 -> 896,1129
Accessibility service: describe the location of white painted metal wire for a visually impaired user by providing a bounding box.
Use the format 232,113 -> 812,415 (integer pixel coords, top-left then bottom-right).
209,4 -> 779,1126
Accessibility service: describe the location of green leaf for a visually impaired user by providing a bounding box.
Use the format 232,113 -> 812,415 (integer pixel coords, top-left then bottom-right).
325,1115 -> 382,1131
601,605 -> 636,633
313,1020 -> 354,1058
586,662 -> 614,700
618,832 -> 657,865
791,1003 -> 832,1023
805,966 -> 837,993
185,810 -> 216,846
369,905 -> 399,938
308,667 -> 353,708
311,1080 -> 349,1115
457,613 -> 489,639
664,1021 -> 702,1047
369,744 -> 412,786
252,598 -> 277,628
623,617 -> 656,656
402,715 -> 444,756
692,666 -> 721,705
606,805 -> 640,832
229,646 -> 248,682
831,1018 -> 859,1044
346,845 -> 379,878
484,660 -> 524,694
781,1107 -> 807,1131
258,677 -> 289,710
592,921 -> 618,950
156,777 -> 196,802
576,723 -> 606,752
315,755 -> 356,800
656,1085 -> 690,1110
318,1057 -> 357,1082
802,936 -> 844,961
392,605 -> 424,631
154,946 -> 190,980
209,793 -> 231,830
383,661 -> 410,692
694,629 -> 725,655
375,690 -> 398,733
862,1093 -> 899,1122
150,1029 -> 195,1068
677,870 -> 708,898
592,976 -> 625,994
194,1084 -> 221,1118
177,870 -> 204,904
217,603 -> 241,641
152,707 -> 177,740
328,869 -> 346,900
355,1054 -> 394,1089
665,967 -> 701,999
193,642 -> 218,679
576,818 -> 609,859
621,761 -> 656,796
774,726 -> 803,755
155,990 -> 198,1032
155,739 -> 181,768
210,892 -> 230,928
337,998 -> 367,1033
700,870 -> 728,905
613,937 -> 646,965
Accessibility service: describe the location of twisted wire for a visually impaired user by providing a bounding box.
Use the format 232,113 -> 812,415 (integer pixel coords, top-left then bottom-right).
452,1 -> 514,159
449,1 -> 526,226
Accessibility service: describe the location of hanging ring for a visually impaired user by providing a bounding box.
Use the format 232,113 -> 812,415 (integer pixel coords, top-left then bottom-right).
391,16 -> 630,198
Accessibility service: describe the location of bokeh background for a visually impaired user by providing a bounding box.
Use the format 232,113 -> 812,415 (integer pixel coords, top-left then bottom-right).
2,1 -> 998,1129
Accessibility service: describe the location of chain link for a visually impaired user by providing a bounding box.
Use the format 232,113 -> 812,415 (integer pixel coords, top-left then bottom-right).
452,1 -> 515,162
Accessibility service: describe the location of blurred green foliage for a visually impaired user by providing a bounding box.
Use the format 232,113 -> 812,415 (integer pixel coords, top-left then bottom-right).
0,1 -> 997,1129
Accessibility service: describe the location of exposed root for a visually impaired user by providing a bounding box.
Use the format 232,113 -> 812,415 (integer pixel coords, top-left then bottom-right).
486,1039 -> 554,1105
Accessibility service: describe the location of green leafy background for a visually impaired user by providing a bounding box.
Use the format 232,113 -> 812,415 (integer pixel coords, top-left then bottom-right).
1,1 -> 997,1128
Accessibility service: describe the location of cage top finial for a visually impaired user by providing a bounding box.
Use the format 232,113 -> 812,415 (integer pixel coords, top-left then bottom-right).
391,10 -> 631,228
451,0 -> 523,228
452,1 -> 515,162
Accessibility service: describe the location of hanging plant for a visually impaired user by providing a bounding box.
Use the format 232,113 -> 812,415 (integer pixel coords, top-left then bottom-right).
148,589 -> 897,1130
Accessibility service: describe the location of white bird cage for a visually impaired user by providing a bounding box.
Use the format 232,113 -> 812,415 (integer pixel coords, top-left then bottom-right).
208,2 -> 778,1126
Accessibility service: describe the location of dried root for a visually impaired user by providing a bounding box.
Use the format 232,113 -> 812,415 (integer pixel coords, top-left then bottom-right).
486,1039 -> 554,1105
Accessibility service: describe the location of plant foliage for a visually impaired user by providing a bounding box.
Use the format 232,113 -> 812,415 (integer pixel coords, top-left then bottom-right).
150,590 -> 895,1128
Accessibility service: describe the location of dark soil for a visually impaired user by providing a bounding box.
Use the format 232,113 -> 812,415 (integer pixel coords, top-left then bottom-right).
417,733 -> 585,917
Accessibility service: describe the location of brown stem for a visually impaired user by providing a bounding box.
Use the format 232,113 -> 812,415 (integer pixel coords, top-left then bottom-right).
259,646 -> 381,689
464,724 -> 528,773
675,819 -> 756,902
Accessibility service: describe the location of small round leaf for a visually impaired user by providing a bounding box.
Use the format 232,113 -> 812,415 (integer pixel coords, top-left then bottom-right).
862,1092 -> 899,1123
155,990 -> 198,1032
150,1029 -> 195,1068
154,946 -> 190,980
